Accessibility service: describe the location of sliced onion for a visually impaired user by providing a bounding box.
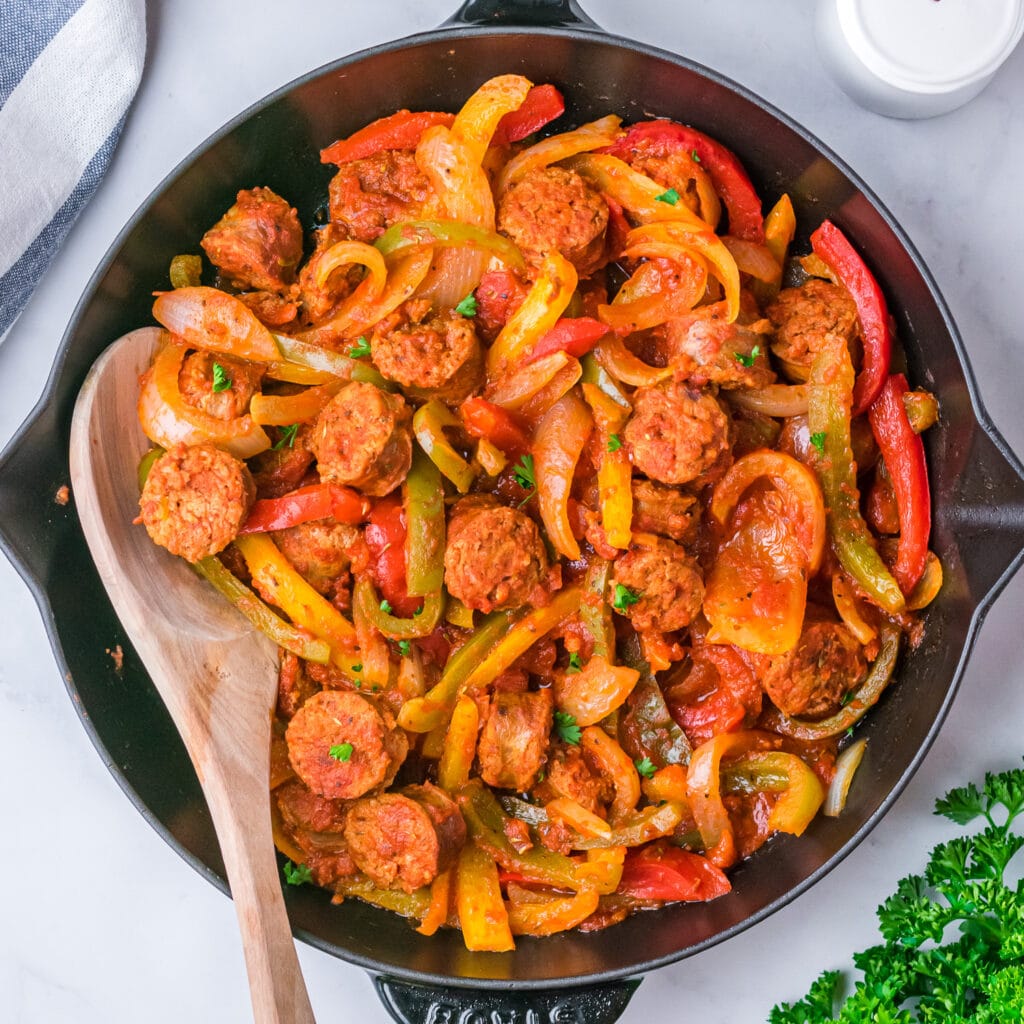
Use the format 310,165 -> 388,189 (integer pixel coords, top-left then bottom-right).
823,738 -> 868,817
727,384 -> 810,418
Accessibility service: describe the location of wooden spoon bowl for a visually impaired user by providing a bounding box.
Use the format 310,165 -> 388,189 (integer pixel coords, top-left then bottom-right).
69,327 -> 316,1024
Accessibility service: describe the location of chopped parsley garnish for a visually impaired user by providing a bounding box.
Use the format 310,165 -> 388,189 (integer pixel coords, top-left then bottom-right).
691,149 -> 701,163
635,757 -> 657,779
413,604 -> 424,617
607,433 -> 623,452
351,663 -> 363,673
455,291 -> 478,318
211,362 -> 232,392
554,711 -> 581,745
513,453 -> 536,492
654,187 -> 681,205
734,345 -> 760,368
329,742 -> 353,762
272,423 -> 299,450
283,860 -> 312,886
810,431 -> 827,454
348,336 -> 372,359
398,640 -> 411,657
612,583 -> 641,612
567,652 -> 583,673
379,598 -> 393,615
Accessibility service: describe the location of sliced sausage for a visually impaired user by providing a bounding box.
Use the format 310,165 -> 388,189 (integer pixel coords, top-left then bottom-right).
497,166 -> 609,277
477,688 -> 553,791
249,424 -> 315,500
623,382 -> 731,486
444,497 -> 554,613
295,222 -> 363,324
371,308 -> 483,401
138,443 -> 255,562
276,650 -> 318,719
612,534 -> 704,633
665,315 -> 775,390
285,690 -> 408,800
532,742 -> 610,814
177,350 -> 264,421
275,778 -> 348,835
767,278 -> 859,376
201,186 -> 303,294
236,290 -> 299,329
328,150 -> 433,244
631,478 -> 698,543
759,619 -> 867,718
343,782 -> 466,892
272,520 -> 360,595
310,381 -> 412,497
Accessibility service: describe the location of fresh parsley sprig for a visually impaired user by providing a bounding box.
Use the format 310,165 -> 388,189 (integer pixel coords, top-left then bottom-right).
554,710 -> 581,745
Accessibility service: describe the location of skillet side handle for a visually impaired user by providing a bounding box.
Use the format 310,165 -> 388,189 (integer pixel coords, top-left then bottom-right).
948,422 -> 1024,609
443,0 -> 601,29
374,976 -> 640,1024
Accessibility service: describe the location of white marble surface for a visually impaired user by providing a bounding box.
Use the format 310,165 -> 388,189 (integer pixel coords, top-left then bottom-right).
1,1 -> 1023,1021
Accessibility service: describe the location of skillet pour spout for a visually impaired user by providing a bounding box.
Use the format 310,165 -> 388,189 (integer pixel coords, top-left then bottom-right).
4,0 -> 1024,1020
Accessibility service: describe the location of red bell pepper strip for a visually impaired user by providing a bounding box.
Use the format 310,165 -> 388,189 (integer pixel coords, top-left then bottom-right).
460,397 -> 532,456
364,494 -> 420,617
238,483 -> 369,534
528,317 -> 608,362
604,120 -> 765,243
809,219 -> 892,416
868,374 -> 931,594
491,84 -> 565,147
474,270 -> 528,337
319,110 -> 455,165
617,844 -> 731,902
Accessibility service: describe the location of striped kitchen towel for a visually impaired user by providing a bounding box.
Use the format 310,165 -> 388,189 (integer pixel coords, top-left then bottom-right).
0,0 -> 146,339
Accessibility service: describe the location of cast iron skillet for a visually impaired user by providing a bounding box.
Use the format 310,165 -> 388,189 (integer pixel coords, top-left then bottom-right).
3,1 -> 1024,1021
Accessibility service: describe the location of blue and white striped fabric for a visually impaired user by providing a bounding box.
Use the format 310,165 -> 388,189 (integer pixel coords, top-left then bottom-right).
0,0 -> 145,339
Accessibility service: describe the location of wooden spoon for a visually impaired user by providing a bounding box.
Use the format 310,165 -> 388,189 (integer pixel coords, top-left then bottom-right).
69,328 -> 317,1024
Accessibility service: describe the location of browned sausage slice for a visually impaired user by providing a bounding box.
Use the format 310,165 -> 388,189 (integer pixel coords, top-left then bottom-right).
477,688 -> 553,791
612,534 -> 704,633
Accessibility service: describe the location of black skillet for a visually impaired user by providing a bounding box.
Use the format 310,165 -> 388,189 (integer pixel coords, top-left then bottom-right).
2,1 -> 1024,1021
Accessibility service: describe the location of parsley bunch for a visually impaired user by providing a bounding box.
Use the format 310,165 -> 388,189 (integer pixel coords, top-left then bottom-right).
771,763 -> 1024,1023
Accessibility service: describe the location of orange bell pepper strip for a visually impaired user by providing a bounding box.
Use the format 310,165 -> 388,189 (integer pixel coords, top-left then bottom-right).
764,194 -> 796,271
506,885 -> 600,937
415,868 -> 453,937
455,843 -> 516,952
152,287 -> 280,361
239,483 -> 370,535
438,694 -> 480,793
581,725 -> 642,823
233,533 -> 361,678
320,110 -> 455,165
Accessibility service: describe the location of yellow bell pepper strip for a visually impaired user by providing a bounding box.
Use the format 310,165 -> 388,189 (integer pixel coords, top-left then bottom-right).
332,875 -> 431,921
421,722 -> 448,761
455,842 -> 516,952
415,869 -> 453,937
723,751 -> 825,836
169,254 -> 202,289
581,725 -> 642,823
233,533 -> 361,677
353,576 -> 443,641
194,556 -> 331,664
497,114 -> 623,192
398,610 -> 521,733
544,798 -> 612,839
486,251 -> 578,378
831,572 -> 878,645
272,334 -> 391,389
763,624 -> 901,741
438,694 -> 480,793
808,333 -> 905,614
593,333 -> 674,388
262,361 -> 337,386
249,379 -> 344,426
579,557 -> 616,662
584,382 -> 633,551
403,448 -> 446,597
152,286 -> 280,361
506,886 -> 600,937
412,400 -> 477,494
138,341 -> 271,459
576,847 -> 627,895
571,801 -> 686,850
764,193 -> 797,268
641,764 -> 691,808
685,730 -> 764,868
474,437 -> 507,476
617,635 -> 693,768
906,551 -> 943,611
451,73 -> 533,165
710,449 -> 826,575
457,780 -> 581,890
374,219 -> 526,271
351,576 -> 391,691
445,597 -> 476,629
554,655 -> 640,727
534,392 -> 593,560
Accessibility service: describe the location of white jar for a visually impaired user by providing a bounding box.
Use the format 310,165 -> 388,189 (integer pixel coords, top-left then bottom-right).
816,0 -> 1024,119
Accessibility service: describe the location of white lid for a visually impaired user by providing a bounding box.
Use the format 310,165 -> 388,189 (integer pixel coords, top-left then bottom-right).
837,0 -> 1024,92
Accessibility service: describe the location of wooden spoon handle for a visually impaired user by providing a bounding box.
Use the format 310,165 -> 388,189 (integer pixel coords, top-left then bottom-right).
202,771 -> 317,1024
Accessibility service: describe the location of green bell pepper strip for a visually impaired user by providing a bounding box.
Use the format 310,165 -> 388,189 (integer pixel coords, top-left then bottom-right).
457,780 -> 582,890
332,875 -> 431,920
137,446 -> 165,491
273,333 -> 392,389
413,400 -> 477,494
194,556 -> 331,664
353,577 -> 444,640
403,448 -> 446,597
618,634 -> 692,767
580,557 -> 616,661
720,751 -> 824,836
763,624 -> 901,741
397,609 -> 521,733
375,219 -> 526,271
580,351 -> 631,410
572,801 -> 685,849
807,333 -> 905,614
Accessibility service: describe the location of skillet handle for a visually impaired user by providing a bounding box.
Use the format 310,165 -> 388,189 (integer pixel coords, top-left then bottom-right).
374,975 -> 640,1024
443,0 -> 601,29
